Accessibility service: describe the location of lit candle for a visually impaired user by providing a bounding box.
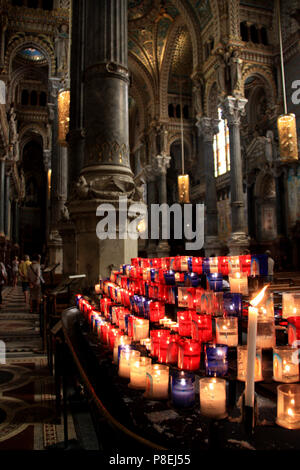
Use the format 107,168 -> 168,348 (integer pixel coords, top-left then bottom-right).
215,317 -> 238,347
95,283 -> 101,294
282,293 -> 300,319
277,384 -> 300,429
178,339 -> 201,371
144,364 -> 169,400
245,285 -> 269,407
113,335 -> 131,364
191,312 -> 212,343
205,343 -> 228,377
199,377 -> 227,419
273,346 -> 299,383
237,346 -> 263,382
177,310 -> 192,337
133,318 -> 149,341
229,272 -> 248,296
129,356 -> 152,389
171,371 -> 195,408
118,347 -> 140,379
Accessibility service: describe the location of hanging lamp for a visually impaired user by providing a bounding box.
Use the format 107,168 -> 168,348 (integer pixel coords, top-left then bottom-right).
276,0 -> 298,162
177,79 -> 190,203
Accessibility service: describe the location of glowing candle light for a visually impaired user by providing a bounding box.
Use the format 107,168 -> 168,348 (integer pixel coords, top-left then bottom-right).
199,377 -> 227,419
245,285 -> 269,407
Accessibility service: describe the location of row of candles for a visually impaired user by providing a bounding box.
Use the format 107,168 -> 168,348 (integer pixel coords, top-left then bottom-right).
129,254 -> 269,276
77,285 -> 300,429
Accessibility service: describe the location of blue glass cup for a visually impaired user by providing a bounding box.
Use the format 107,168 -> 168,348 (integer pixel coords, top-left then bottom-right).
205,343 -> 228,377
171,371 -> 195,408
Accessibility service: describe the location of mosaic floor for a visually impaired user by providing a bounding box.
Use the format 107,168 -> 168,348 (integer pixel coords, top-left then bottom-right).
0,286 -> 76,449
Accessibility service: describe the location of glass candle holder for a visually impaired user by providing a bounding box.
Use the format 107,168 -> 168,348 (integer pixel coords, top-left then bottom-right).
256,317 -> 275,349
133,318 -> 149,341
166,334 -> 180,365
178,339 -> 201,371
282,293 -> 300,319
229,272 -> 248,296
171,371 -> 195,408
199,377 -> 227,419
118,348 -> 141,379
129,356 -> 152,390
288,317 -> 300,347
177,310 -> 193,337
150,329 -> 170,357
158,333 -> 174,363
223,293 -> 242,317
207,273 -> 223,292
237,345 -> 263,382
164,270 -> 175,285
144,364 -> 169,400
140,338 -> 152,351
108,327 -> 119,350
191,313 -> 212,343
205,343 -> 228,377
277,384 -> 300,429
113,336 -> 131,364
273,346 -> 299,383
215,317 -> 238,347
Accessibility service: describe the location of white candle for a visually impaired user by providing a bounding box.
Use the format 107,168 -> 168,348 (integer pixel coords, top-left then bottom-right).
277,384 -> 300,429
229,272 -> 248,295
118,349 -> 140,379
129,357 -> 152,389
133,318 -> 149,341
245,286 -> 269,407
215,317 -> 238,347
144,364 -> 169,399
113,335 -> 131,364
199,377 -> 227,419
95,283 -> 101,294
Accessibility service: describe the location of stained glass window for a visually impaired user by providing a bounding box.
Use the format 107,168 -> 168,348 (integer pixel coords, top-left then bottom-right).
213,107 -> 230,177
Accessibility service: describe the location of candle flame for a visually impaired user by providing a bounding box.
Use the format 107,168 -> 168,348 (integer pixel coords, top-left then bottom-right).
288,408 -> 294,416
250,285 -> 269,307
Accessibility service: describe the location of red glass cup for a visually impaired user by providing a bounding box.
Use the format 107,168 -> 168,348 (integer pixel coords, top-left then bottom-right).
177,310 -> 193,337
150,329 -> 170,358
287,316 -> 300,347
191,312 -> 213,343
158,332 -> 172,363
166,334 -> 180,365
178,339 -> 201,371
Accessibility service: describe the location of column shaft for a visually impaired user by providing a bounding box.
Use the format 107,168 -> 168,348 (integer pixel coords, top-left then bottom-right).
0,159 -> 5,236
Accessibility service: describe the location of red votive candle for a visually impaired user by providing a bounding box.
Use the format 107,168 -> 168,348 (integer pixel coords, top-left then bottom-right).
177,310 -> 193,337
191,312 -> 213,343
150,329 -> 170,358
287,316 -> 300,347
178,339 -> 201,371
149,301 -> 165,322
108,327 -> 121,350
158,331 -> 172,363
166,334 -> 180,365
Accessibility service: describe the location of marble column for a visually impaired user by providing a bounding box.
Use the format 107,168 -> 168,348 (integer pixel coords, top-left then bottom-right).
221,96 -> 249,255
67,0 -> 137,283
197,117 -> 221,256
0,158 -> 5,238
154,153 -> 171,257
144,164 -> 158,258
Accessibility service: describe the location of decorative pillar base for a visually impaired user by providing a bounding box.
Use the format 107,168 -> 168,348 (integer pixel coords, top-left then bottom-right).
204,236 -> 222,257
156,240 -> 170,258
227,232 -> 249,255
68,199 -> 137,284
48,231 -> 63,274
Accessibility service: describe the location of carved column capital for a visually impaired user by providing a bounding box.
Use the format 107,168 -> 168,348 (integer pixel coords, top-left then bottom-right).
220,96 -> 247,127
143,164 -> 157,183
197,116 -> 219,142
154,153 -> 171,176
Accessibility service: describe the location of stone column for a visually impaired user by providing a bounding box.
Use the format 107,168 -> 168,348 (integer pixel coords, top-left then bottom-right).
68,0 -> 137,283
48,78 -> 64,273
0,158 -> 5,237
154,153 -> 171,257
221,96 -> 249,254
68,0 -> 85,195
197,117 -> 221,255
144,164 -> 158,258
4,171 -> 10,238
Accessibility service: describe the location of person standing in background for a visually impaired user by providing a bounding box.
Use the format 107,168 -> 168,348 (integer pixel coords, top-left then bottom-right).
19,255 -> 31,307
27,254 -> 42,314
12,256 -> 19,288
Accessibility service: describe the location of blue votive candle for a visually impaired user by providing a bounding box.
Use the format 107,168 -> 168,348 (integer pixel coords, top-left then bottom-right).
164,270 -> 175,286
171,371 -> 195,408
205,343 -> 228,377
